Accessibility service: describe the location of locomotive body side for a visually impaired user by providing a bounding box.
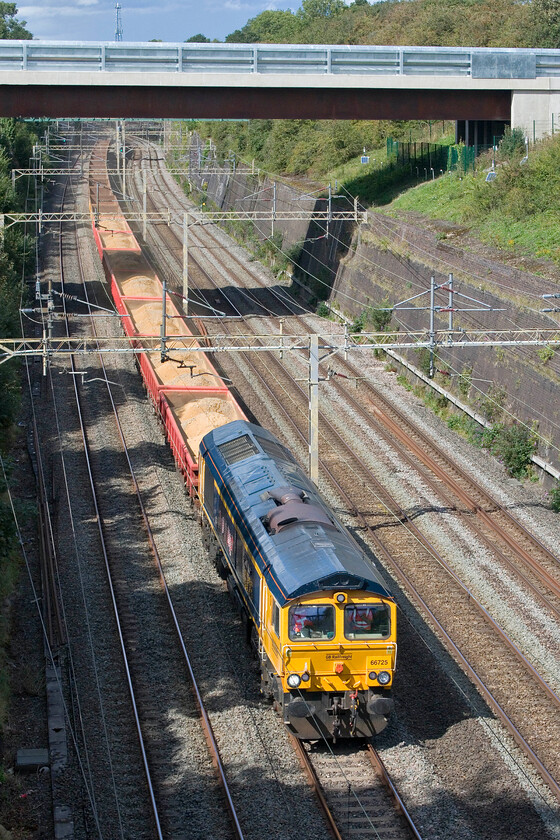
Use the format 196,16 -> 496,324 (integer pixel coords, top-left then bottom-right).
199,420 -> 397,740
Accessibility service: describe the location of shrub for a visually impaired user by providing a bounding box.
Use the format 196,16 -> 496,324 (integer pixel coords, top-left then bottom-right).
396,374 -> 412,391
458,366 -> 472,398
416,347 -> 433,377
477,384 -> 507,423
537,345 -> 554,363
498,127 -> 526,160
366,302 -> 392,332
489,423 -> 536,479
550,483 -> 560,513
351,311 -> 366,333
425,390 -> 448,414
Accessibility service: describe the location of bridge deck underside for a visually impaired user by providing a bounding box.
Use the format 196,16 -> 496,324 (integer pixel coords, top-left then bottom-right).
0,85 -> 512,120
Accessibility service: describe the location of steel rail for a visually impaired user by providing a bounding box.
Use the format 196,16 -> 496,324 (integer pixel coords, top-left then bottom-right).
32,418 -> 65,648
289,735 -> 423,840
288,735 -> 344,840
366,745 -> 423,840
351,371 -> 560,568
56,182 -> 165,840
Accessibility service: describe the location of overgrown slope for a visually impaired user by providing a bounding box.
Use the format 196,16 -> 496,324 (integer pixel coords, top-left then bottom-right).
388,131 -> 560,265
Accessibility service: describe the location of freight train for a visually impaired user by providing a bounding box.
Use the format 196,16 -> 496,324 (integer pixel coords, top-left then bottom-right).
88,140 -> 397,739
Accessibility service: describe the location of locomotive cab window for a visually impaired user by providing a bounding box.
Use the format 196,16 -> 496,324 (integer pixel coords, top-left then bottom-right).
272,601 -> 280,637
344,604 -> 390,640
289,605 -> 334,641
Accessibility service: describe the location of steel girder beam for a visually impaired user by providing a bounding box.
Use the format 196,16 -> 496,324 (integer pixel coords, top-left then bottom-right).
0,85 -> 512,121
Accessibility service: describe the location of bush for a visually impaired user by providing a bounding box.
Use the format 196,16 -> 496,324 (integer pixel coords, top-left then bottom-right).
366,302 -> 392,331
396,373 -> 412,390
416,347 -> 433,377
498,127 -> 526,160
537,345 -> 554,363
351,311 -> 366,333
477,384 -> 507,423
550,483 -> 560,513
458,366 -> 472,398
489,423 -> 536,479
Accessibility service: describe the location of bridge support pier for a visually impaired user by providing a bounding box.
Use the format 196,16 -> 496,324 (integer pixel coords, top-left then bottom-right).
455,119 -> 509,151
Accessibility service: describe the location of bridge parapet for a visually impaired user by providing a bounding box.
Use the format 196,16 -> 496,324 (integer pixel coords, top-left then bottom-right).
0,41 -> 559,79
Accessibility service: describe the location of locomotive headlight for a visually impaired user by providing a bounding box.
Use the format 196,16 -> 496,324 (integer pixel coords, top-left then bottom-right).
301,671 -> 310,682
377,671 -> 391,685
368,671 -> 378,681
287,673 -> 302,689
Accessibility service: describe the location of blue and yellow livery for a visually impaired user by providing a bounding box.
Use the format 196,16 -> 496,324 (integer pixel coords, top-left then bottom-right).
199,420 -> 396,740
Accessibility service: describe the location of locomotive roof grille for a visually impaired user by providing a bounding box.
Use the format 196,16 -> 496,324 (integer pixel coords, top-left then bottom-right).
218,434 -> 259,465
258,435 -> 296,464
318,572 -> 366,590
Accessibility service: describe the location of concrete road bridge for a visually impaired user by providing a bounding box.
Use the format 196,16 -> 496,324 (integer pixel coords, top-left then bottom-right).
0,41 -> 559,140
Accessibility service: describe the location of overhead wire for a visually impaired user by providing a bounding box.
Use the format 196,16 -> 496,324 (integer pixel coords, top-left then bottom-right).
159,136 -> 560,468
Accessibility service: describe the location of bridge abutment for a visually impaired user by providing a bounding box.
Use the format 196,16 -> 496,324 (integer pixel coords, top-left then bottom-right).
511,90 -> 560,139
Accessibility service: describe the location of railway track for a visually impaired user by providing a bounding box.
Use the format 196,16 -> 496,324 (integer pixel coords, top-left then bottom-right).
321,349 -> 560,603
292,738 -> 422,840
90,136 -> 428,840
83,136 -> 560,840
57,157 -> 246,838
122,144 -> 558,808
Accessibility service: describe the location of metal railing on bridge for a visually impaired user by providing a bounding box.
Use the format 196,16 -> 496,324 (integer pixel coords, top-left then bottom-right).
0,42 -> 559,79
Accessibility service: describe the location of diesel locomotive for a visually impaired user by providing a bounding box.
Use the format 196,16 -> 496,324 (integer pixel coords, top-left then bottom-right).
200,420 -> 397,740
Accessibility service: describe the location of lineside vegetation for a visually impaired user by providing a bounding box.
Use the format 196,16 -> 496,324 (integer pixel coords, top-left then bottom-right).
0,114 -> 38,737
388,129 -> 560,265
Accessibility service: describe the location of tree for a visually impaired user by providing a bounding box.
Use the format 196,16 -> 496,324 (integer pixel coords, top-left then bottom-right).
0,3 -> 32,39
532,0 -> 560,47
186,33 -> 210,42
297,0 -> 346,20
226,10 -> 299,43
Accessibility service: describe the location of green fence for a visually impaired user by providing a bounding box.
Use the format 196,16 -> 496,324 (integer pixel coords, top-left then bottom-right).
386,138 -> 480,175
